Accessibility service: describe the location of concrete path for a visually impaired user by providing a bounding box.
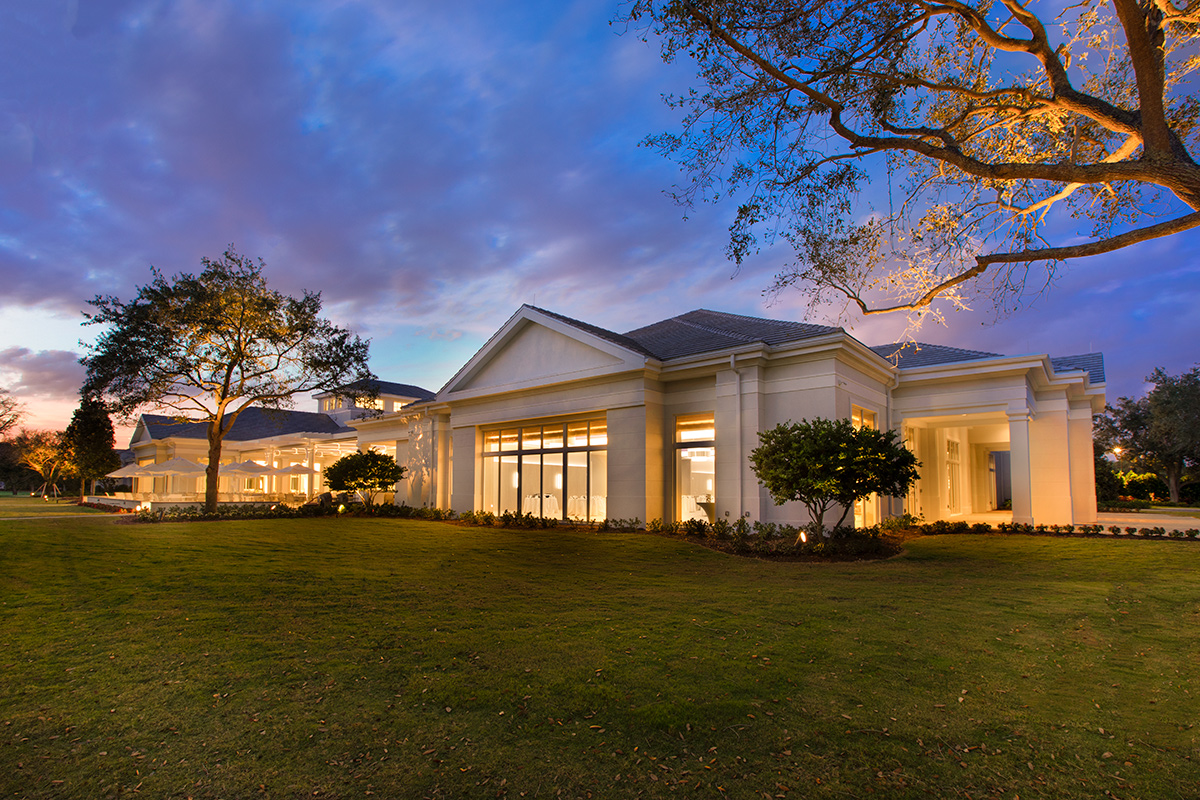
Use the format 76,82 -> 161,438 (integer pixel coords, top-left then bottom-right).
1096,511 -> 1200,532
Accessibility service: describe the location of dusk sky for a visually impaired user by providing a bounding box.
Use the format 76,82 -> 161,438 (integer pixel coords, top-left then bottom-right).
2,0 -> 1199,442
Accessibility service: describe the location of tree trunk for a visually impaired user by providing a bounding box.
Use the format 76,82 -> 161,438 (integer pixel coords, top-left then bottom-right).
205,425 -> 225,514
1165,463 -> 1182,504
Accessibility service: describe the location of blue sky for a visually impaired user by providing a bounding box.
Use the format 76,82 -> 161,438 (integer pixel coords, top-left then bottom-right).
2,0 -> 1198,438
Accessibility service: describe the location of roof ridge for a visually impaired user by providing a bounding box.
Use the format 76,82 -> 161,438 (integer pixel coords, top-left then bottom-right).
688,308 -> 840,331
672,316 -> 761,343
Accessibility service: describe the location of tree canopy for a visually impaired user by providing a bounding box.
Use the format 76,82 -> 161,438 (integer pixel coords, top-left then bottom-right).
13,429 -> 69,496
82,247 -> 376,512
62,397 -> 121,501
749,417 -> 919,540
622,0 -> 1200,319
1096,366 -> 1200,503
323,449 -> 407,507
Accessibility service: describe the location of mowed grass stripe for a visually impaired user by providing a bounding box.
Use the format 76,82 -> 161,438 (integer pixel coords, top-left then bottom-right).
1,517 -> 1198,799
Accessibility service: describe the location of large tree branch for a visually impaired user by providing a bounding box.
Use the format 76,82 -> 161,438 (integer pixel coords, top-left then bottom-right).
1111,0 -> 1177,160
685,4 -> 1151,178
851,210 -> 1200,314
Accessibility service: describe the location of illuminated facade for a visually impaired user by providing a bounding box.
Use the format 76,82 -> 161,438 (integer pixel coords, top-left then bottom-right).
127,305 -> 1105,526
357,306 -> 1105,527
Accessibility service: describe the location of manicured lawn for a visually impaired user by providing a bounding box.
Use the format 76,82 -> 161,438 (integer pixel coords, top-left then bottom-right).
0,494 -> 112,518
2,518 -> 1198,799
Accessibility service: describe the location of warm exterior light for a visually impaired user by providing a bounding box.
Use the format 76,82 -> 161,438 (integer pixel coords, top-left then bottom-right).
800,531 -> 808,543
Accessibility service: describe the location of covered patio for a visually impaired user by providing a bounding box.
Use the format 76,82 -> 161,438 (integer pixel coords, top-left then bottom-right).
94,434 -> 362,509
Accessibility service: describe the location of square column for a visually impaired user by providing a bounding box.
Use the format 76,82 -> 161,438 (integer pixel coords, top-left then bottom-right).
606,403 -> 664,523
1007,411 -> 1034,526
450,425 -> 476,513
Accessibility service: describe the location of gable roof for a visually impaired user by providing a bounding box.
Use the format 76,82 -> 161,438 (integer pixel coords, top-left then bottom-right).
526,306 -> 658,359
140,406 -> 352,442
486,306 -> 1105,388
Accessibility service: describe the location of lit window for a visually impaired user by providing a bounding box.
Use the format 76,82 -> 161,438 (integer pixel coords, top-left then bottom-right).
676,413 -> 715,523
481,417 -> 607,521
851,405 -> 877,430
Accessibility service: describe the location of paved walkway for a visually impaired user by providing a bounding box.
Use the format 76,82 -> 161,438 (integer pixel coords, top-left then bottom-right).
1096,511 -> 1200,532
956,509 -> 1200,532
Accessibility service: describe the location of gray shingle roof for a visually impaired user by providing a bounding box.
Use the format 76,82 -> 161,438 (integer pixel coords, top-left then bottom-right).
1050,353 -> 1105,384
621,309 -> 841,360
530,306 -> 841,362
532,306 -> 1105,384
141,406 -> 352,442
331,378 -> 436,401
869,342 -> 1003,369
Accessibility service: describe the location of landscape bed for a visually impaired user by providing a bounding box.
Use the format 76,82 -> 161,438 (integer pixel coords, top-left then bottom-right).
1,510 -> 1198,799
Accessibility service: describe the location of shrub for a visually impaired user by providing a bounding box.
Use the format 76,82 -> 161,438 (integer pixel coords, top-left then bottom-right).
752,521 -> 781,539
970,522 -> 992,534
880,513 -> 922,532
710,517 -> 731,540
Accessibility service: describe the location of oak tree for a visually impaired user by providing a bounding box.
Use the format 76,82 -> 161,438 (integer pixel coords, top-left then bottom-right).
82,247 -> 376,512
622,0 -> 1200,318
12,429 -> 69,497
1096,366 -> 1200,502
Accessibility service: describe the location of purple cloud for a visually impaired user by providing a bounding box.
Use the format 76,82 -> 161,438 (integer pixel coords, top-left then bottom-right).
0,348 -> 84,398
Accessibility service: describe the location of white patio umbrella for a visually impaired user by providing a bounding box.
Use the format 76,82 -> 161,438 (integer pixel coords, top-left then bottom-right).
139,457 -> 207,476
267,463 -> 318,476
106,463 -> 147,478
221,460 -> 273,476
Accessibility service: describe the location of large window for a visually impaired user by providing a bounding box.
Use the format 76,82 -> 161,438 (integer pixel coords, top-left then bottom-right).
676,412 -> 715,523
481,418 -> 607,521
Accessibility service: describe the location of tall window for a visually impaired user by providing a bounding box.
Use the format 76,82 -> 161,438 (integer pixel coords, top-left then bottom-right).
676,412 -> 715,523
481,418 -> 607,521
946,438 -> 961,514
852,405 -> 879,528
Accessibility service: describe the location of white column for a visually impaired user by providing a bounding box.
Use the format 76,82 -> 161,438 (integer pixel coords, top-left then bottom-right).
1008,411 -> 1034,525
435,416 -> 452,509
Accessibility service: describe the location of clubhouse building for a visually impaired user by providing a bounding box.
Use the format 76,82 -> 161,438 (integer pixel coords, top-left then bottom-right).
124,305 -> 1106,527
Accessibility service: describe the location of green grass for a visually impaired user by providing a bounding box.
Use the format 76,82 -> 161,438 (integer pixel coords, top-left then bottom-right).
0,494 -> 112,518
2,518 -> 1198,799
